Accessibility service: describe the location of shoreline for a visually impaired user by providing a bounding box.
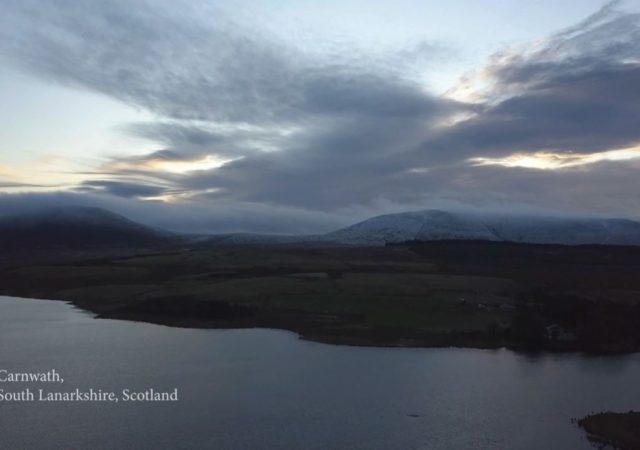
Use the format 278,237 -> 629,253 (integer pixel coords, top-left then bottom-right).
0,292 -> 629,354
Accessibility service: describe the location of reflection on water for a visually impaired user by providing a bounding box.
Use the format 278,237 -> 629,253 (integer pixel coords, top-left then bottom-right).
1,296 -> 639,450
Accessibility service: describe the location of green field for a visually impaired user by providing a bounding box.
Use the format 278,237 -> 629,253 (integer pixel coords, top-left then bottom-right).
2,241 -> 640,351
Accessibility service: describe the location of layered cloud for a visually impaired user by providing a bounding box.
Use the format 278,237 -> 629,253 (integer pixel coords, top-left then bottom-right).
1,0 -> 639,231
434,1 -> 640,159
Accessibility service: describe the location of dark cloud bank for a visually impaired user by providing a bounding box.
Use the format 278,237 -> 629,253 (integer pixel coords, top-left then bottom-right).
1,0 -> 639,232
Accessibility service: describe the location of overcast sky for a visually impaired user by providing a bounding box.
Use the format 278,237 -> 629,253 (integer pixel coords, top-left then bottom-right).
1,0 -> 640,233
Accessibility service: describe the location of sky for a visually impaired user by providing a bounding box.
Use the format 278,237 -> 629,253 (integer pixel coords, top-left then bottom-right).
1,0 -> 640,233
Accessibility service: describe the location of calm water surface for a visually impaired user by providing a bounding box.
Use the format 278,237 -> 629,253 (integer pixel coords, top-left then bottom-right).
1,295 -> 639,449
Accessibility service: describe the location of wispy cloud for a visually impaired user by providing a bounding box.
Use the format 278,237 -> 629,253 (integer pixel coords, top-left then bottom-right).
470,146 -> 640,170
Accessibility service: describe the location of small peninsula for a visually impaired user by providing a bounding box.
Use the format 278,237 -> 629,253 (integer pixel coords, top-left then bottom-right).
578,411 -> 640,450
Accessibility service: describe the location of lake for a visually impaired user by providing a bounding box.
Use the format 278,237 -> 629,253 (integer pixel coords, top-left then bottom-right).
1,295 -> 638,449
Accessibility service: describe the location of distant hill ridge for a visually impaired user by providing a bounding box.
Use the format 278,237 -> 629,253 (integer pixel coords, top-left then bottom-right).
0,206 -> 174,249
1,206 -> 640,248
326,209 -> 640,246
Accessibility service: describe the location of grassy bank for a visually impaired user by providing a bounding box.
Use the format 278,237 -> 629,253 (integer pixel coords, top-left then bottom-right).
2,241 -> 640,352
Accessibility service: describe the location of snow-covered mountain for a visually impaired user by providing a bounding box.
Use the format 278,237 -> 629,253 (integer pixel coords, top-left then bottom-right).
325,210 -> 494,244
196,209 -> 640,246
325,209 -> 640,246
